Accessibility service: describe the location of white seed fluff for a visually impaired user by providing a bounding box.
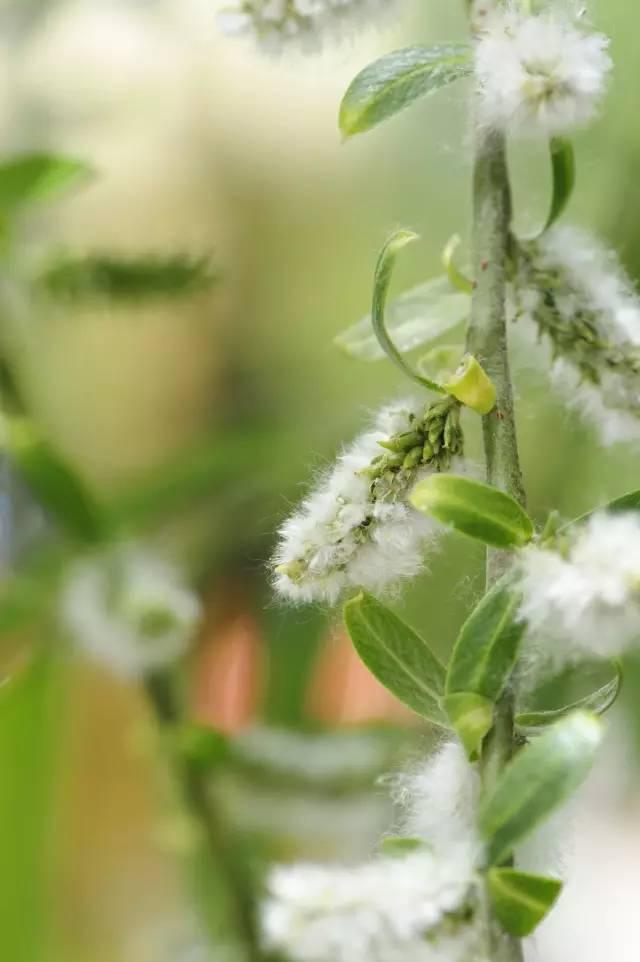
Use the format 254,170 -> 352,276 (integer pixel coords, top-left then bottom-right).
216,0 -> 395,51
60,546 -> 202,679
391,740 -> 481,867
272,400 -> 455,604
510,227 -> 640,445
262,850 -> 482,962
474,5 -> 611,136
519,512 -> 640,663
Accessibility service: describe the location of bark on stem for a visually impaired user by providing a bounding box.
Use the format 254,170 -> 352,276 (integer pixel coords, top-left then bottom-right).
466,126 -> 527,962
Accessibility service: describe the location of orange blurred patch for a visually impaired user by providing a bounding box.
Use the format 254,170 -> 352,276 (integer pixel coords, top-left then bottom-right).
307,625 -> 416,726
192,584 -> 264,732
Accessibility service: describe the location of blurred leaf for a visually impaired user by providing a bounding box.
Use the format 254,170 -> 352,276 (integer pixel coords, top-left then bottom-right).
343,590 -> 448,726
379,837 -> 426,857
370,230 -> 444,391
544,138 -> 575,232
442,692 -> 493,760
488,868 -> 562,937
171,724 -> 230,772
103,428 -> 283,531
0,652 -> 61,962
7,418 -> 106,543
0,152 -> 92,213
335,276 -> 468,361
262,606 -> 328,726
38,252 -> 217,303
478,711 -> 602,865
446,579 -> 525,702
516,661 -> 621,734
339,45 -> 472,137
410,474 -> 535,548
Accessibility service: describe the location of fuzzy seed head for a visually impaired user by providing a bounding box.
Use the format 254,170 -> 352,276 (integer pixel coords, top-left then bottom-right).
519,512 -> 640,663
60,545 -> 202,679
474,4 -> 611,136
217,0 -> 396,52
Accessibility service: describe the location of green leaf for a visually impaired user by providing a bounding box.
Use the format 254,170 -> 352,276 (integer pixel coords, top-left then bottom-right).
343,590 -> 448,726
7,418 -> 106,543
478,711 -> 602,865
488,868 -> 562,937
335,276 -> 469,361
442,234 -> 474,294
379,837 -> 426,857
339,45 -> 472,137
171,724 -> 230,772
371,230 -> 445,392
410,474 -> 535,548
447,579 -> 525,702
516,661 -> 621,734
442,692 -> 493,760
38,252 -> 217,304
0,153 -> 92,213
544,138 -> 575,232
102,428 -> 283,531
0,653 -> 62,962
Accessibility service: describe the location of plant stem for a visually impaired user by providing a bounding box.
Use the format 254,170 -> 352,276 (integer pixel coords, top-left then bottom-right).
466,124 -> 527,962
145,672 -> 260,962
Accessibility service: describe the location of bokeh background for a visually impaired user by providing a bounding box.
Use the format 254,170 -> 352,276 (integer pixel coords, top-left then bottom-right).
2,1 -> 640,960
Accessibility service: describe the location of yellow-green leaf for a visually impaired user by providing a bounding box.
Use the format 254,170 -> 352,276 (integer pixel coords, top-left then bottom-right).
488,868 -> 562,937
344,591 -> 448,727
442,692 -> 493,760
410,474 -> 534,548
340,45 -> 472,138
479,711 -> 602,866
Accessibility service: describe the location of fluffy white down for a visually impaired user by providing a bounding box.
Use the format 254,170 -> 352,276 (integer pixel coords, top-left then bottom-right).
60,546 -> 202,679
519,512 -> 640,663
474,5 -> 611,136
262,851 -> 481,962
217,0 -> 395,50
511,228 -> 640,445
391,740 -> 480,867
539,228 -> 640,348
273,399 -> 454,604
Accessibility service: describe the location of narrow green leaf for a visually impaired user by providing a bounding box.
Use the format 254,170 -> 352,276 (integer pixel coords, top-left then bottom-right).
339,45 -> 472,137
0,153 -> 92,213
544,138 -> 575,232
442,234 -> 474,294
379,837 -> 426,857
371,230 -> 444,392
410,474 -> 535,548
442,692 -> 493,760
38,252 -> 217,304
7,418 -> 106,543
343,590 -> 448,726
488,868 -> 562,937
334,276 -> 468,362
516,662 -> 621,734
447,579 -> 525,702
478,711 -> 602,865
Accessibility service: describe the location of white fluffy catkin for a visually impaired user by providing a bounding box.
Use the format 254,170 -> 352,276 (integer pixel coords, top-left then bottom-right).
474,3 -> 611,137
217,0 -> 396,51
519,511 -> 640,665
60,545 -> 202,679
510,227 -> 640,445
272,399 -> 464,604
